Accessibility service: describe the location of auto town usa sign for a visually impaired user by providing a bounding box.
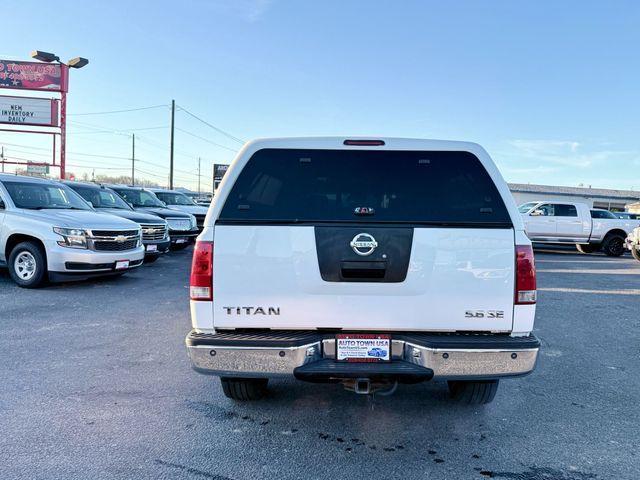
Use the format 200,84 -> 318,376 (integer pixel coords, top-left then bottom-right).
0,95 -> 59,127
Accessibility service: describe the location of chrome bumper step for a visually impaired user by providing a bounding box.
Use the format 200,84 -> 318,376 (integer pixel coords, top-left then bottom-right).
186,330 -> 539,381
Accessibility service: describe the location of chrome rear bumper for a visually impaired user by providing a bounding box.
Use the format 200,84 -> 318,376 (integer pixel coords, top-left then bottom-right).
186,331 -> 539,380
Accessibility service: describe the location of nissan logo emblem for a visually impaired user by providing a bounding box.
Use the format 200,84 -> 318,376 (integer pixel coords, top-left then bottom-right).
350,233 -> 378,256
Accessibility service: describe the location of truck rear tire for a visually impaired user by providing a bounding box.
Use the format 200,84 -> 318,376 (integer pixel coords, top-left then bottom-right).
448,380 -> 499,405
601,233 -> 626,257
8,241 -> 47,288
576,244 -> 598,254
220,377 -> 268,401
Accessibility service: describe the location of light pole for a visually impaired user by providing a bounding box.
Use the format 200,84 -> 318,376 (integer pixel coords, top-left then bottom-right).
30,50 -> 88,180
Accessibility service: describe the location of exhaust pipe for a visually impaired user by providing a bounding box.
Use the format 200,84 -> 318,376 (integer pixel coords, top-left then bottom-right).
354,378 -> 371,395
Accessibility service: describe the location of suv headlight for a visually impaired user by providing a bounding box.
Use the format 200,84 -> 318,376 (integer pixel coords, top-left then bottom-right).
53,227 -> 88,249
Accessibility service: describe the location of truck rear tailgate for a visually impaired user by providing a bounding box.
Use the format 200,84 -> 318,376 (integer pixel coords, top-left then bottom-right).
213,225 -> 514,331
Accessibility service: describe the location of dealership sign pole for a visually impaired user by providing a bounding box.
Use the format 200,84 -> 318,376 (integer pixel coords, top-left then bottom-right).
0,58 -> 71,178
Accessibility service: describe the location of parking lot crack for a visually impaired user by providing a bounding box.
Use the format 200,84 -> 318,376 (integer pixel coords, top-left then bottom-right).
154,459 -> 234,480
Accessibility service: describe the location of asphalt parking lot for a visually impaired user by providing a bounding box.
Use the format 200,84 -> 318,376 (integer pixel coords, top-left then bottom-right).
1,248 -> 639,480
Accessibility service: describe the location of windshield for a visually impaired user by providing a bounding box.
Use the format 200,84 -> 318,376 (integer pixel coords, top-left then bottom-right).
518,202 -> 539,213
155,191 -> 196,206
3,181 -> 93,210
112,188 -> 165,207
70,185 -> 132,210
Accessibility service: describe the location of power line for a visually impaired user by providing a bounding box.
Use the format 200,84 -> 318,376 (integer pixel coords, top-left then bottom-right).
3,143 -> 200,177
1,142 -> 133,161
176,104 -> 245,145
67,163 -> 131,171
134,135 -> 200,160
68,119 -> 217,160
68,104 -> 168,116
68,126 -> 168,135
3,154 -> 131,172
175,127 -> 238,152
3,154 -> 198,186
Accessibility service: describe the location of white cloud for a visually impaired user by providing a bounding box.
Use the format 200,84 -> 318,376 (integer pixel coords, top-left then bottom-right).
505,139 -> 637,169
240,0 -> 273,22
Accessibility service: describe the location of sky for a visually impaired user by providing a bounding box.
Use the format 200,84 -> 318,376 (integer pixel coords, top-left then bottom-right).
1,0 -> 639,192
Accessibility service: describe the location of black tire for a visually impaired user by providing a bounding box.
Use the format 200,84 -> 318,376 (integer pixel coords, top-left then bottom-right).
8,241 -> 47,288
601,233 -> 626,257
144,255 -> 160,263
632,247 -> 640,262
576,243 -> 598,254
220,377 -> 268,401
448,380 -> 499,405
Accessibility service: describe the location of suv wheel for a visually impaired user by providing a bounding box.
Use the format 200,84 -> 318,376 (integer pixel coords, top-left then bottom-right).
576,243 -> 598,254
8,241 -> 47,288
220,377 -> 268,401
602,233 -> 626,257
448,380 -> 499,405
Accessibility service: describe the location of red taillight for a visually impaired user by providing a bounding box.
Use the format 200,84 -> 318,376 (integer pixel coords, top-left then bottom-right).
515,245 -> 536,304
343,139 -> 385,146
190,241 -> 213,301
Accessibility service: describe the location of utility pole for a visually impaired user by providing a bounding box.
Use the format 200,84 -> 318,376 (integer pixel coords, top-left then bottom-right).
197,157 -> 201,194
169,99 -> 175,189
131,133 -> 136,186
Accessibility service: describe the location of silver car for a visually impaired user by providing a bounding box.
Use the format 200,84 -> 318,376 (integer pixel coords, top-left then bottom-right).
0,174 -> 145,288
148,188 -> 209,231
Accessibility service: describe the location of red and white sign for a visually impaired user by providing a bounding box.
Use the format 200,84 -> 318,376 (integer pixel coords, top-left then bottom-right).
0,96 -> 58,127
0,60 -> 67,92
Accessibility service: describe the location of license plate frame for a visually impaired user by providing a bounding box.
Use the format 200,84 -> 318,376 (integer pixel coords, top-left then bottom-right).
335,333 -> 391,363
114,260 -> 130,270
146,244 -> 158,252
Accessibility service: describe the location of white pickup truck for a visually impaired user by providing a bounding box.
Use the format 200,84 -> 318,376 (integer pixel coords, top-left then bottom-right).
519,201 -> 640,256
186,137 -> 539,405
626,227 -> 640,261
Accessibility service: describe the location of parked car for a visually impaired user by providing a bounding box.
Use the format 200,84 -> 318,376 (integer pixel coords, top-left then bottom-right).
195,194 -> 212,206
616,212 -> 640,220
519,202 -> 640,256
64,181 -> 170,262
108,185 -> 199,250
148,188 -> 209,231
626,227 -> 640,261
185,137 -> 539,404
0,174 -> 144,288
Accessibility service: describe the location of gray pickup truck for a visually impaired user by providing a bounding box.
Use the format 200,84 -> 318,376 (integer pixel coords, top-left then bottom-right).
0,174 -> 144,288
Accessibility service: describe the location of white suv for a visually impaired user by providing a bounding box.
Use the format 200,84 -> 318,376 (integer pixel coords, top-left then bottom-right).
0,174 -> 144,288
186,138 -> 539,404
